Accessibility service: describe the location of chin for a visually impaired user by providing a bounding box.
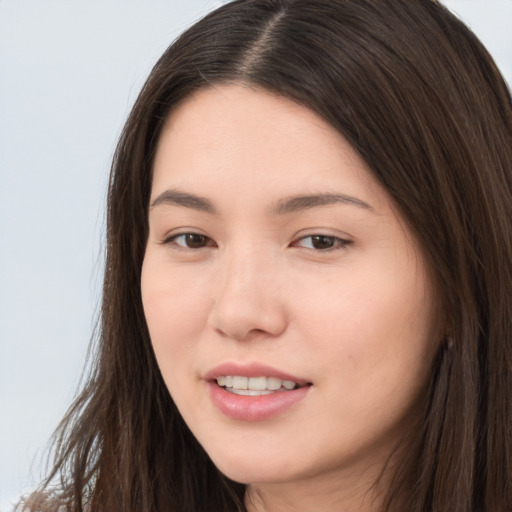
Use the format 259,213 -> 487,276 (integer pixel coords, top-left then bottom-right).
208,449 -> 298,485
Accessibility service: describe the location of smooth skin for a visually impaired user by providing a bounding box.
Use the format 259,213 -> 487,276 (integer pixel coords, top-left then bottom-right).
141,85 -> 440,512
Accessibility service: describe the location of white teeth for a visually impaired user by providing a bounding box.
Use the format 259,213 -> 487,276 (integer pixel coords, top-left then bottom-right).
232,376 -> 248,390
228,389 -> 274,396
248,376 -> 267,390
282,380 -> 296,390
216,375 -> 299,392
267,377 -> 282,390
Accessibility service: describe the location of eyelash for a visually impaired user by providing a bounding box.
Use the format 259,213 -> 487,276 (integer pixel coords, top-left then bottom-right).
162,233 -> 217,249
162,232 -> 352,252
291,235 -> 352,252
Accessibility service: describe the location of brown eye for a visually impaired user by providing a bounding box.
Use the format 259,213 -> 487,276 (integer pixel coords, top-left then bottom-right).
293,235 -> 351,251
310,235 -> 336,250
168,233 -> 215,249
184,234 -> 208,248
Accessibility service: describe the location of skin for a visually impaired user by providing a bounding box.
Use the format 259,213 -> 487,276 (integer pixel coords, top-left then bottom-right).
141,84 -> 440,511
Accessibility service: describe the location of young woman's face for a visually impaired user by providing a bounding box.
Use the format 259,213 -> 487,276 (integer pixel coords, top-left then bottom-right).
142,85 -> 439,492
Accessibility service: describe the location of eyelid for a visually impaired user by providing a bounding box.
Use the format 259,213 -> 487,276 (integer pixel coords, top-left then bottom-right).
160,230 -> 217,249
291,234 -> 353,252
158,229 -> 352,252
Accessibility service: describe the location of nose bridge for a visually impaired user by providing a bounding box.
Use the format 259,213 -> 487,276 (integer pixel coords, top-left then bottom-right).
223,241 -> 266,293
209,240 -> 287,340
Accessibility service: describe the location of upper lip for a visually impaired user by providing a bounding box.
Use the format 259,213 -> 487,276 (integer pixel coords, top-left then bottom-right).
204,362 -> 311,387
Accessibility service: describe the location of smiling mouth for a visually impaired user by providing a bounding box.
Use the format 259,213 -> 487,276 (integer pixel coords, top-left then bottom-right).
216,375 -> 307,396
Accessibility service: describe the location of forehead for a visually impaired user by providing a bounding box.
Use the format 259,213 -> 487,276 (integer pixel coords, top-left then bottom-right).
151,84 -> 385,210
156,85 -> 348,167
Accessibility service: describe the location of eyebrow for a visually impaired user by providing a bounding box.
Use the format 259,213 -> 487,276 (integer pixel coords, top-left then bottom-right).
150,189 -> 216,213
150,189 -> 374,215
275,193 -> 374,214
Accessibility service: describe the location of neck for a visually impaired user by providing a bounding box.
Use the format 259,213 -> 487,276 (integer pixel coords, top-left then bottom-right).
244,464 -> 390,512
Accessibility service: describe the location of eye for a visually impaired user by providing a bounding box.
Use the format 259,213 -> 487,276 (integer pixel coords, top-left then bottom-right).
164,232 -> 216,249
292,235 -> 351,251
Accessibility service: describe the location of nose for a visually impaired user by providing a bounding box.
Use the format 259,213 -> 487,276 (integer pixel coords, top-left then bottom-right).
208,246 -> 288,341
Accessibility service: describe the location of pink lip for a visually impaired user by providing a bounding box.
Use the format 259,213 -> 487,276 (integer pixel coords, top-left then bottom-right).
205,362 -> 312,422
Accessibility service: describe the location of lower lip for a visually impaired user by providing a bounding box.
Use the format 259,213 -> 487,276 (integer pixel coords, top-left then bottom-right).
207,382 -> 310,421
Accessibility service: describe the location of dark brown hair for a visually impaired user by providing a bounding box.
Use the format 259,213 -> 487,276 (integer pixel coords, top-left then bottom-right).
19,1 -> 512,511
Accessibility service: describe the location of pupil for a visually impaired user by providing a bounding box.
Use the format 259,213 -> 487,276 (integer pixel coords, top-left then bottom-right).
186,234 -> 206,248
312,235 -> 334,250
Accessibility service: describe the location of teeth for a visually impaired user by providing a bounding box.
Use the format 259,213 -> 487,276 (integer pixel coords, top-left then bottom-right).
267,377 -> 282,390
232,376 -> 248,390
216,375 -> 299,392
228,389 -> 274,396
248,376 -> 267,390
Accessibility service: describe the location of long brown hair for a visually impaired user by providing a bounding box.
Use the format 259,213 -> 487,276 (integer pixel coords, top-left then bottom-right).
19,1 -> 512,511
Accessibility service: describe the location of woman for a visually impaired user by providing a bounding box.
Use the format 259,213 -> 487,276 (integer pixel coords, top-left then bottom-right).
19,0 -> 512,511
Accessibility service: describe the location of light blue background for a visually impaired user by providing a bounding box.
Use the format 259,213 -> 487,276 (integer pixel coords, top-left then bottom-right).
1,1 -> 511,509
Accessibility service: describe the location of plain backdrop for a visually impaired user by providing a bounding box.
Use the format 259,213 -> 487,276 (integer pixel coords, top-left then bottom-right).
1,1 -> 511,509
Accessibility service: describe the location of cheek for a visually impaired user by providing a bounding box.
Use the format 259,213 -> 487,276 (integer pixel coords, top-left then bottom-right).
291,256 -> 436,400
295,260 -> 433,341
140,258 -> 212,384
142,253 -> 210,330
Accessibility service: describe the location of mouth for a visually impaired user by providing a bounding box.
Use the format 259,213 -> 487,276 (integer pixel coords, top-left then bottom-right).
205,364 -> 312,420
215,375 -> 304,395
